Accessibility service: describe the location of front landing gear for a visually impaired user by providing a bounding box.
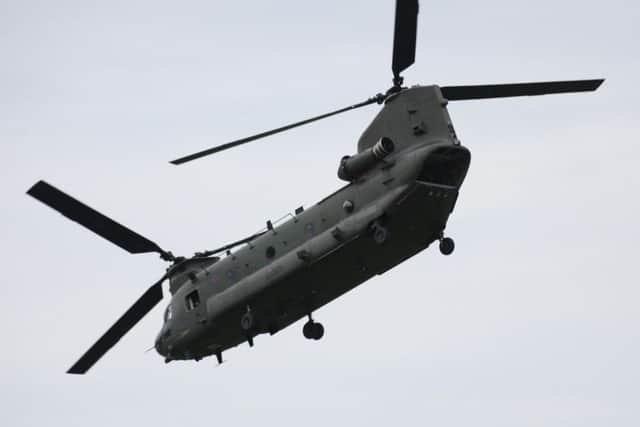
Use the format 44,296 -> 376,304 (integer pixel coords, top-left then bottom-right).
439,236 -> 455,255
302,315 -> 324,340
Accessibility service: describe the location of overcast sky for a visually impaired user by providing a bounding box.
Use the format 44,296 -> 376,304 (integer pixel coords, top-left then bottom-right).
2,0 -> 639,426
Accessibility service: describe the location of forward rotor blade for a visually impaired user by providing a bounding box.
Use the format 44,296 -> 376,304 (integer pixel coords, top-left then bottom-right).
170,95 -> 382,165
441,79 -> 604,101
27,180 -> 165,255
391,0 -> 419,78
67,276 -> 165,374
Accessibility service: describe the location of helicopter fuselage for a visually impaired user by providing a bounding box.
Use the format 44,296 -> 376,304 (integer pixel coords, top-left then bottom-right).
156,86 -> 471,362
26,0 -> 603,374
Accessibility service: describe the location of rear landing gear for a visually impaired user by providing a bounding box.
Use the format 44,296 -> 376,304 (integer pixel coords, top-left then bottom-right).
439,236 -> 455,255
303,315 -> 324,340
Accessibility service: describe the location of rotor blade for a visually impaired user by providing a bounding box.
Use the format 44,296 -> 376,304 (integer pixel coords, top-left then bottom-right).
391,0 -> 419,78
441,79 -> 604,101
170,95 -> 382,165
67,276 -> 165,374
27,180 -> 165,255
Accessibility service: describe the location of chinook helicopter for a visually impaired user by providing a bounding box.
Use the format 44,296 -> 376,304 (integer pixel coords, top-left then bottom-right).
27,0 -> 603,374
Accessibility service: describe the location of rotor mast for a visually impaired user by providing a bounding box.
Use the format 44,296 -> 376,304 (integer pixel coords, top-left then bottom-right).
391,0 -> 419,90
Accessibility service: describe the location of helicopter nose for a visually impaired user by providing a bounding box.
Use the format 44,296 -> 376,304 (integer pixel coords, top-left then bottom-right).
154,337 -> 165,356
155,331 -> 169,357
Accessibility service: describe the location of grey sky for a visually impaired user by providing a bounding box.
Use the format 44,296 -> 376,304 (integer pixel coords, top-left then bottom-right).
2,0 -> 639,426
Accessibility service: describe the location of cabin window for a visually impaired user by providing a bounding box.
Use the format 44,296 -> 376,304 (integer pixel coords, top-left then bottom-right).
185,290 -> 200,311
305,222 -> 315,236
266,246 -> 276,259
226,269 -> 237,280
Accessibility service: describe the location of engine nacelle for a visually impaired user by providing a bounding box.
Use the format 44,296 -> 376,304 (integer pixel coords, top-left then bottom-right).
337,137 -> 395,181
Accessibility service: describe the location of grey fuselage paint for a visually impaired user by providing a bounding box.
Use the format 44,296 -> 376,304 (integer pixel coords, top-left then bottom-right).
155,85 -> 471,362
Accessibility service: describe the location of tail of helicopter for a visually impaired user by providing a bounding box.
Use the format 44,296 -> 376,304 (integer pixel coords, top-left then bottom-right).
357,86 -> 459,153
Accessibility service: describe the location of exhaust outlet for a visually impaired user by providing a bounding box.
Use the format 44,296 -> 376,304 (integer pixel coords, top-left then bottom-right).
338,137 -> 395,181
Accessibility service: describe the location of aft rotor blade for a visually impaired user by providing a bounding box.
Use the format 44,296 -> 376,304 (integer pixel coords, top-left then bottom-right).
170,95 -> 382,165
391,0 -> 419,78
27,180 -> 165,255
441,79 -> 604,101
67,277 -> 165,374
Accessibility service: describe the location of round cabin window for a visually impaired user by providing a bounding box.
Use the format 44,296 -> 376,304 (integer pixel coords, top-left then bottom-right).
266,246 -> 276,259
304,223 -> 315,236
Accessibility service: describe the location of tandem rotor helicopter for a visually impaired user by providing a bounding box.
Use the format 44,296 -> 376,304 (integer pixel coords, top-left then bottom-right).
27,0 -> 603,374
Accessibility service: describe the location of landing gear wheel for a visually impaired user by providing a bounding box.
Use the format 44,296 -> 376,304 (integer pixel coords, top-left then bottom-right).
439,237 -> 455,255
311,322 -> 324,340
303,320 -> 324,340
303,321 -> 314,339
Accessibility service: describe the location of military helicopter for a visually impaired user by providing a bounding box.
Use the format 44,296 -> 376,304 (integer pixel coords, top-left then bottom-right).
27,0 -> 603,374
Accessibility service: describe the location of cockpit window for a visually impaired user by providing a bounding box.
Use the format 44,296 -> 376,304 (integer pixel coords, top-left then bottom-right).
185,290 -> 200,311
164,305 -> 173,322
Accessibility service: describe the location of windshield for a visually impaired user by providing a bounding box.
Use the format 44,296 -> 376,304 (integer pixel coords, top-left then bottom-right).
164,304 -> 173,322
